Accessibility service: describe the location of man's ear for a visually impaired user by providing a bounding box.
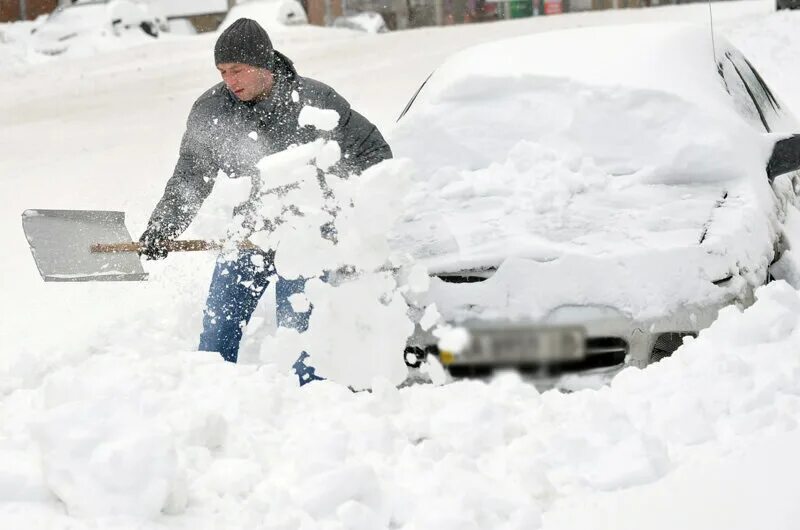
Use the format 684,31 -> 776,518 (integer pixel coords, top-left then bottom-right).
263,69 -> 274,89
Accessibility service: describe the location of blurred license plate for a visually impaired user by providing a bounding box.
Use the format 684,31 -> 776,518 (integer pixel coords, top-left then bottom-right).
458,325 -> 586,364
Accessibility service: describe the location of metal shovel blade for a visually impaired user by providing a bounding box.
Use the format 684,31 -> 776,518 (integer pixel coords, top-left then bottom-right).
22,209 -> 148,282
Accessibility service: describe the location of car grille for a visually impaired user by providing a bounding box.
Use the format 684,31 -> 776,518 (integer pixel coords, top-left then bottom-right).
651,332 -> 696,362
584,337 -> 629,366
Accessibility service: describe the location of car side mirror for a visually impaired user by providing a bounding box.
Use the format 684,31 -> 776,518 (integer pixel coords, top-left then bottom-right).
767,134 -> 800,181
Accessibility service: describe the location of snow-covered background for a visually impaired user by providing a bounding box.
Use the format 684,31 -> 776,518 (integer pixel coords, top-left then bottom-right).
3,0 -> 800,527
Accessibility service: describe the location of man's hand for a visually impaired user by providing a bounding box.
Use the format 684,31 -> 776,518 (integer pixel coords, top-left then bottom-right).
138,228 -> 169,260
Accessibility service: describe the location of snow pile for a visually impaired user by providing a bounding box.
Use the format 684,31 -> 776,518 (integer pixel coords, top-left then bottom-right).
3,282 -> 800,527
545,432 -> 800,530
223,132 -> 423,389
267,272 -> 414,388
0,21 -> 46,69
770,204 -> 800,289
32,374 -> 186,518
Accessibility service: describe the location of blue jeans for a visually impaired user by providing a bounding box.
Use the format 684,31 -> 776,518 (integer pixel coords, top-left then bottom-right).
198,250 -> 324,386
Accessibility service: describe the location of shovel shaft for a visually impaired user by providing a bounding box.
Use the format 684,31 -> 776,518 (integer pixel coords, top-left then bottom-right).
90,240 -> 258,253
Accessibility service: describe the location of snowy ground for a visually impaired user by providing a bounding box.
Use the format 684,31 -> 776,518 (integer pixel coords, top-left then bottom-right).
3,1 -> 800,528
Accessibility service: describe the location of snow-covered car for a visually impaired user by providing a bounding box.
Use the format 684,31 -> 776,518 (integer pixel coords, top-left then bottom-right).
219,0 -> 309,31
30,0 -> 168,55
276,0 -> 309,25
332,12 -> 388,33
391,23 -> 800,379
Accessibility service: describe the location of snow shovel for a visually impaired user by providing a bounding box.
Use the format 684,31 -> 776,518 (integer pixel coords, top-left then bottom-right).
21,209 -> 257,282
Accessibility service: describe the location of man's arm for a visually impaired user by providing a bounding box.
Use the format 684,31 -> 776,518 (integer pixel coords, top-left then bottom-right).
140,103 -> 219,258
332,105 -> 393,176
303,82 -> 392,177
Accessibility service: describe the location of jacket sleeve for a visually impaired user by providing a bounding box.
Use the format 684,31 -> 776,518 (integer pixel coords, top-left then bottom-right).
318,87 -> 393,177
144,101 -> 219,240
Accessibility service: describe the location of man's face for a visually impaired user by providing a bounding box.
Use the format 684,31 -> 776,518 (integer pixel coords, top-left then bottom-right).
217,62 -> 273,102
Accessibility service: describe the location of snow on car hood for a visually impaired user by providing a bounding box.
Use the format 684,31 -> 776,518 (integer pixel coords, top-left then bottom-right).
389,24 -> 781,321
417,249 -> 744,324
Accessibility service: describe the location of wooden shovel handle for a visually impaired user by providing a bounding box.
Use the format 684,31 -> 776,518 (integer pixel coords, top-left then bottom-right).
90,240 -> 258,253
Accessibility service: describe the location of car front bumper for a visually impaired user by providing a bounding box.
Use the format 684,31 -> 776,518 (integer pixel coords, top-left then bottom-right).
407,294 -> 748,377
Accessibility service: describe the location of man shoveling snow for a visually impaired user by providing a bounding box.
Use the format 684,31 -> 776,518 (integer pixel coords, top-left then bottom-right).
138,18 -> 393,383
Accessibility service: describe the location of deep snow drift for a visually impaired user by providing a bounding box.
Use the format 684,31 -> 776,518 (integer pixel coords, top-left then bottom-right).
3,1 -> 800,528
3,282 -> 800,528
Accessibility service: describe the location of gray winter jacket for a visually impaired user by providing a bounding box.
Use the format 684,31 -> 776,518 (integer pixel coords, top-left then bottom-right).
144,51 -> 392,241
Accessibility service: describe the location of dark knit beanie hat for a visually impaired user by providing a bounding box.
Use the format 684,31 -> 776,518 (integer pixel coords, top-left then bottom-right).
214,18 -> 275,69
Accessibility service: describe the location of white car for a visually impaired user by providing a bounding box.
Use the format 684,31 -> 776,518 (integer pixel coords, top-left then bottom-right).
391,23 -> 800,379
30,0 -> 168,55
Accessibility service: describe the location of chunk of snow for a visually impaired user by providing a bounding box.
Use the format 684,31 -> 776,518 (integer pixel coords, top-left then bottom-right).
250,253 -> 266,270
406,264 -> 430,293
316,140 -> 341,171
288,293 -> 310,313
420,354 -> 448,386
419,303 -> 440,331
255,140 -> 324,189
299,106 -> 340,131
433,325 -> 471,354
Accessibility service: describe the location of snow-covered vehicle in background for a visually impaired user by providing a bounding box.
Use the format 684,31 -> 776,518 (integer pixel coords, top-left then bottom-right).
332,12 -> 388,33
30,0 -> 168,55
391,23 -> 800,380
219,0 -> 308,31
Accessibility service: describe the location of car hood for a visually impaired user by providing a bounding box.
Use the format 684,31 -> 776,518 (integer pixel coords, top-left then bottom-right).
412,249 -> 750,325
400,177 -> 778,323
391,177 -> 734,275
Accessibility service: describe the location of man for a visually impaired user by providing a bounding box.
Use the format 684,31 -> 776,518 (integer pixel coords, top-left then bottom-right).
139,18 -> 392,384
